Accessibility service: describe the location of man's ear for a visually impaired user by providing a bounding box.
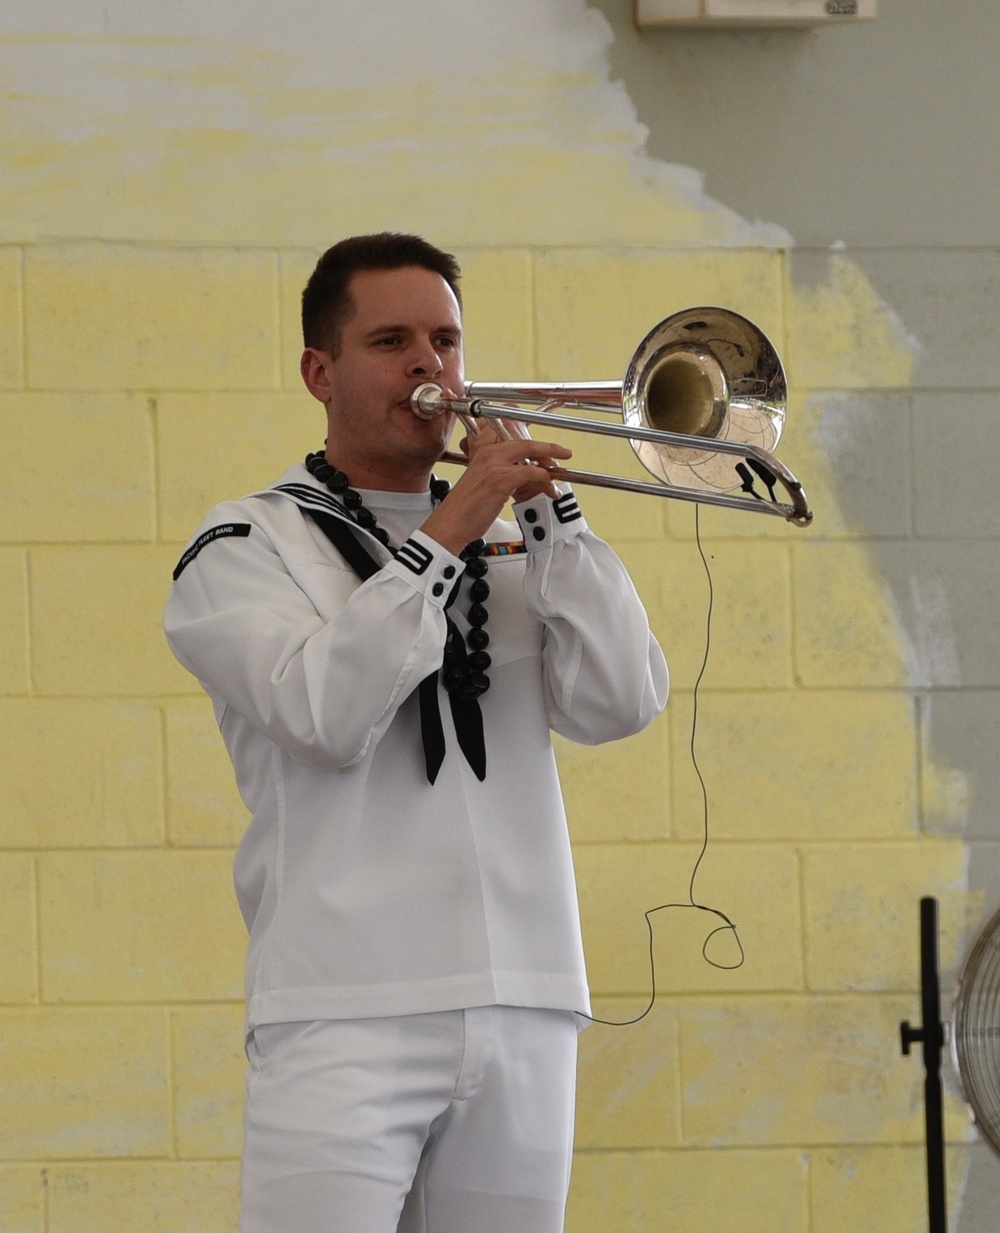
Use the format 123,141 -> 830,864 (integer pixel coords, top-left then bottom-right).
300,348 -> 333,404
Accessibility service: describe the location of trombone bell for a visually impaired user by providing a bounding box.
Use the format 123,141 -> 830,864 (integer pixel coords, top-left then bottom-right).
622,308 -> 786,495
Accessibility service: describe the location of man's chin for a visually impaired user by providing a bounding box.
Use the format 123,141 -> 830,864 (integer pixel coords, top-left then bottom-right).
406,421 -> 453,460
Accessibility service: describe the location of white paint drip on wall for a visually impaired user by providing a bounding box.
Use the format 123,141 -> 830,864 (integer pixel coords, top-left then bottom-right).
909,573 -> 961,689
0,0 -> 791,246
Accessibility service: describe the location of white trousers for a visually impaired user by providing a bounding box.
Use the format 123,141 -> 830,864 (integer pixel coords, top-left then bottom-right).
240,1006 -> 579,1233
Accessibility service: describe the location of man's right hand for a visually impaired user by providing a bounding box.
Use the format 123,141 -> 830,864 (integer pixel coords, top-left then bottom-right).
420,426 -> 573,556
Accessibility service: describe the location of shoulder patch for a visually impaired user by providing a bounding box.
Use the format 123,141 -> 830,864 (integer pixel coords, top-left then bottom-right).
172,523 -> 252,580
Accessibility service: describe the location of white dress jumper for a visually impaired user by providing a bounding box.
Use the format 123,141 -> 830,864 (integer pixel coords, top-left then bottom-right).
164,464 -> 668,1232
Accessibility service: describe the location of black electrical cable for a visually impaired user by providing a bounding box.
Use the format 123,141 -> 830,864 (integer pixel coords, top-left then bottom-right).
582,505 -> 744,1029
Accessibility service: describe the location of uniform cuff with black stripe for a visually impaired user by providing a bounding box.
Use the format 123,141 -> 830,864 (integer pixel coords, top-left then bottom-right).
512,487 -> 587,550
385,529 -> 466,608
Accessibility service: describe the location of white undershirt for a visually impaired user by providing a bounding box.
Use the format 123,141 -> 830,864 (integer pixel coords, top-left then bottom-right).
356,488 -> 435,552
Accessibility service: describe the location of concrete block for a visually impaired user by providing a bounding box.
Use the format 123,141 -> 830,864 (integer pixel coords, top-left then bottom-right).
913,390 -> 1000,537
29,545 -> 196,697
453,247 -> 535,380
919,691 -> 1000,842
0,551 -> 29,695
165,699 -> 248,848
555,716 -> 670,844
575,1001 -> 681,1149
656,538 -> 793,690
612,535 -> 794,695
669,689 -> 919,840
24,245 -> 279,391
0,856 -> 37,1005
157,391 -> 319,542
534,248 -> 785,382
0,1008 -> 169,1159
677,994 -> 970,1147
851,247 -> 1000,391
802,841 -> 969,992
809,1145 -> 967,1233
171,1005 -> 245,1159
0,249 -> 23,388
793,541 -> 910,687
568,1147 -> 808,1233
279,250 -> 319,391
574,842 -> 802,997
39,851 -> 244,1003
868,540 -> 1000,688
0,393 -> 154,543
804,390 -> 914,540
47,1162 -> 239,1233
785,250 -> 914,391
0,1167 -> 44,1233
0,700 -> 163,848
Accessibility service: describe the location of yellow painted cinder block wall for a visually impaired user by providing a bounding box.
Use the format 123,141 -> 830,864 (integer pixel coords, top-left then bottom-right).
0,7 -> 976,1232
0,238 -> 973,1232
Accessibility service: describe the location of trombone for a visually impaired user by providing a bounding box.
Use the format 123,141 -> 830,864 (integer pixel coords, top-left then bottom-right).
411,307 -> 813,527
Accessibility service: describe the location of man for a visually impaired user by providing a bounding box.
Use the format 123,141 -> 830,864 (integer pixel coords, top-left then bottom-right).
164,233 -> 668,1233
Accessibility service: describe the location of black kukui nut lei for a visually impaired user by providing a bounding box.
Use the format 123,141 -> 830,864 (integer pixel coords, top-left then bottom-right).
305,451 -> 491,700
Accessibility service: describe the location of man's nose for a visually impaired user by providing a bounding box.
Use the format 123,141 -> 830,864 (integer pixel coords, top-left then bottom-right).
406,342 -> 444,378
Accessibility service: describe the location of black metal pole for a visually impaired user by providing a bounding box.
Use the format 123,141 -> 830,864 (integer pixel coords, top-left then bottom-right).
900,896 -> 948,1233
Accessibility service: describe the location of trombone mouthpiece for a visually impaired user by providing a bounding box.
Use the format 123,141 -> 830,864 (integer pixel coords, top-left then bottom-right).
410,383 -> 447,419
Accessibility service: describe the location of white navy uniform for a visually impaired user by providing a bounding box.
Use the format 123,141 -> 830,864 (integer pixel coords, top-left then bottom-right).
163,462 -> 668,1233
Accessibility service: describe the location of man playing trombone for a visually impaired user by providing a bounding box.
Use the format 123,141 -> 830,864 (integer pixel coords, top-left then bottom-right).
164,232 -> 668,1233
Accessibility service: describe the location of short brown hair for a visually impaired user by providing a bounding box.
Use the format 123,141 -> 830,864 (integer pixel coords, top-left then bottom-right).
301,233 -> 463,357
